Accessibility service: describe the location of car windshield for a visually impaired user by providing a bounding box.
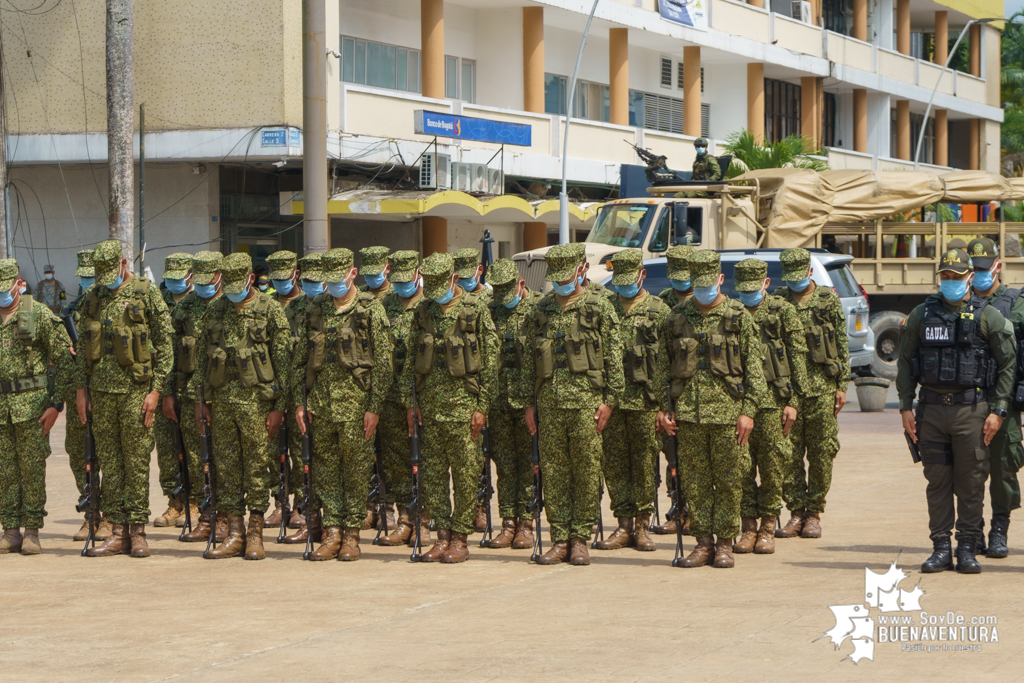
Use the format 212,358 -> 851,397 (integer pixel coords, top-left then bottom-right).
586,205 -> 655,248
826,263 -> 860,298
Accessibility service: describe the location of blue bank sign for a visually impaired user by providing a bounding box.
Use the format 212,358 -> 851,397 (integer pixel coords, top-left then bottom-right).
658,0 -> 708,31
414,110 -> 532,147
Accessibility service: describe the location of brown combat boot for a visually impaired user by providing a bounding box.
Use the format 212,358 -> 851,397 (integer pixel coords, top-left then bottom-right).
283,510 -> 322,544
594,517 -> 634,550
680,536 -> 714,568
73,513 -> 95,542
379,505 -> 413,546
181,513 -> 211,542
569,538 -> 591,565
635,514 -> 657,552
245,514 -> 265,560
442,532 -> 469,563
288,507 -> 303,529
338,528 -> 361,561
204,514 -> 245,559
21,529 -> 41,555
653,518 -> 677,535
681,511 -> 691,536
408,509 -> 432,547
775,510 -> 804,538
0,528 -> 23,554
487,518 -> 517,548
535,540 -> 568,565
129,524 -> 150,558
512,518 -> 534,549
754,516 -> 777,554
801,511 -> 822,538
312,527 -> 343,560
473,506 -> 488,533
362,504 -> 377,531
154,497 -> 184,527
85,523 -> 129,557
176,503 -> 200,528
96,515 -> 114,541
264,500 -> 282,528
732,517 -> 758,554
713,536 -> 735,568
421,529 -> 451,562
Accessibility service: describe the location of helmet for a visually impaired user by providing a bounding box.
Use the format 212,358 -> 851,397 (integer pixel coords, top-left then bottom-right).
694,137 -> 708,148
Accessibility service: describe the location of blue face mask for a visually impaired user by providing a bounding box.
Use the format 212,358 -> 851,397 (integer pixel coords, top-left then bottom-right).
271,278 -> 294,296
940,278 -> 970,303
79,277 -> 95,290
696,147 -> 707,155
225,285 -> 249,303
785,277 -> 811,292
393,280 -> 418,299
194,282 -> 218,299
164,278 -> 189,295
739,290 -> 765,308
105,270 -> 125,290
972,268 -> 995,292
0,288 -> 14,309
552,280 -> 576,296
694,285 -> 719,305
434,287 -> 456,305
504,294 -> 522,309
670,279 -> 691,292
616,282 -> 641,299
327,280 -> 350,298
301,281 -> 325,298
458,276 -> 478,292
364,272 -> 388,290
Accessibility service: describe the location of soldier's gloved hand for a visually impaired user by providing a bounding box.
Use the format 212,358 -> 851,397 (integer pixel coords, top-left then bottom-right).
834,390 -> 847,417
266,411 -> 284,440
364,412 -> 379,441
407,407 -> 422,437
163,395 -> 178,422
901,410 -> 917,443
525,407 -> 537,436
296,405 -> 308,435
76,387 -> 90,425
142,390 -> 160,428
471,411 -> 486,440
781,406 -> 797,436
735,415 -> 754,446
38,406 -> 60,437
984,413 -> 1004,446
594,403 -> 613,435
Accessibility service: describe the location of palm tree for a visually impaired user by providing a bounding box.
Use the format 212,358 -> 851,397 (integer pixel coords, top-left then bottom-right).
721,129 -> 829,178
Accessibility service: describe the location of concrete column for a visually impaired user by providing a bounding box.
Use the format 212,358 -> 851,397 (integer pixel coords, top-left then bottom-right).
895,100 -> 910,160
853,89 -> 867,153
934,11 -> 948,64
969,118 -> 979,169
935,109 -> 948,166
326,1 -> 340,129
747,63 -> 764,143
422,216 -> 448,255
969,23 -> 981,77
421,0 -> 445,99
683,46 -> 701,137
896,0 -> 910,55
523,222 -> 547,251
800,76 -> 820,149
853,0 -> 867,41
523,7 -> 544,114
609,29 -> 629,126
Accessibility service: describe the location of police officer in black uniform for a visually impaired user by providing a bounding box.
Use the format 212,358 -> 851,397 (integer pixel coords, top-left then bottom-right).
898,248 -> 1017,574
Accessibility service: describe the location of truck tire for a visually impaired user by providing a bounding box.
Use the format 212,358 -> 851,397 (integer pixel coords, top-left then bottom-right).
869,311 -> 904,380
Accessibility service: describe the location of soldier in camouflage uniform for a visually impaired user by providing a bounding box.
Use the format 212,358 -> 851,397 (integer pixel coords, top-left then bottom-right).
690,138 -> 722,182
731,259 -> 808,555
774,248 -> 848,540
399,252 -> 499,563
521,243 -> 625,565
190,253 -> 291,559
661,250 -> 767,568
483,258 -> 541,549
76,240 -> 174,558
36,264 -> 67,314
593,249 -> 670,553
153,253 -> 194,527
0,259 -> 75,555
291,249 -> 393,560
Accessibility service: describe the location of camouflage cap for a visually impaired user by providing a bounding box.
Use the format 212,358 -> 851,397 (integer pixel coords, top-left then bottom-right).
694,137 -> 708,147
666,245 -> 695,282
734,258 -> 768,292
266,250 -> 298,280
967,238 -> 998,269
688,249 -> 722,288
298,253 -> 324,283
780,248 -> 811,282
43,264 -> 54,273
359,246 -> 390,276
453,248 -> 481,278
322,248 -> 355,283
544,243 -> 585,282
0,258 -> 18,291
938,248 -> 972,275
388,250 -> 420,283
92,240 -> 125,286
489,258 -> 521,305
609,248 -> 643,286
163,253 -> 193,280
75,249 -> 95,278
421,252 -> 456,300
192,251 -> 224,286
220,252 -> 253,295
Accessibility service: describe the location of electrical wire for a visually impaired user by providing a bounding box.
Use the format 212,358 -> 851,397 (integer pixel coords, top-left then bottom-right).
69,0 -> 107,214
1,0 -> 63,16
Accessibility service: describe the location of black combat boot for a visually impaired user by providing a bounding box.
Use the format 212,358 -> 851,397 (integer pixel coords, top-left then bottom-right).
921,535 -> 953,573
986,514 -> 1010,559
955,536 -> 982,574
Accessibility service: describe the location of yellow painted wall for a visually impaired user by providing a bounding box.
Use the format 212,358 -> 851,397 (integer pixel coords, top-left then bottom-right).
932,0 -> 1004,23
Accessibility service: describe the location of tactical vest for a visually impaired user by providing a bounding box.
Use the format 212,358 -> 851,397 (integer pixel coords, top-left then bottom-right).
791,288 -> 843,378
915,295 -> 996,391
666,299 -> 746,399
489,290 -> 541,373
530,290 -> 607,393
304,291 -> 376,391
0,296 -> 49,396
413,297 -> 485,395
622,299 -> 670,403
171,292 -> 203,393
384,292 -> 413,376
206,294 -> 279,400
81,278 -> 154,383
758,295 -> 795,400
988,287 -> 1024,383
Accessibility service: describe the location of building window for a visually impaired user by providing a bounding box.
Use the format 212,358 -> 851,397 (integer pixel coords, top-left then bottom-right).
544,73 -> 609,121
674,62 -> 704,93
629,90 -> 710,137
764,78 -> 801,142
907,113 -> 935,164
341,36 -> 421,93
822,92 -> 837,148
661,57 -> 673,88
821,0 -> 848,35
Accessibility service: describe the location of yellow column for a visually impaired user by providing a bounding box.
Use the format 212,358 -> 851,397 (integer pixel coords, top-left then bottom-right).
800,77 -> 820,149
969,23 -> 981,77
935,12 -> 948,64
853,0 -> 866,41
683,46 -> 701,138
747,0 -> 764,7
609,29 -> 629,126
747,63 -> 764,143
935,109 -> 948,166
896,100 -> 910,160
853,89 -> 867,153
421,0 -> 445,99
896,0 -> 910,55
523,222 -> 547,251
969,118 -> 979,169
523,7 -> 545,114
422,216 -> 448,255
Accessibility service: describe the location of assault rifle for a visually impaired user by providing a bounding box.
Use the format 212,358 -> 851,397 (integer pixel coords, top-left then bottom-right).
477,426 -> 494,547
650,450 -> 662,532
299,386 -> 316,560
409,382 -> 424,562
369,433 -> 390,544
529,399 -> 544,562
665,385 -> 685,567
275,422 -> 291,543
591,477 -> 606,549
623,139 -> 685,183
198,386 -> 218,558
171,401 -> 193,539
75,387 -> 98,556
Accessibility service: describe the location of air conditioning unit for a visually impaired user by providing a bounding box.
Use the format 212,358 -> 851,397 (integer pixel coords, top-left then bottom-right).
418,152 -> 451,190
452,162 -> 473,192
791,0 -> 811,23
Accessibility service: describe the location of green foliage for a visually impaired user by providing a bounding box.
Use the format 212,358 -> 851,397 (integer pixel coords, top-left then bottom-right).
1003,12 -> 1024,168
721,130 -> 829,178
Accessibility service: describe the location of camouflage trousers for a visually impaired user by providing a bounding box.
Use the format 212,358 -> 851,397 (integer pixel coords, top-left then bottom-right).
421,418 -> 483,535
601,409 -> 657,518
176,400 -> 206,504
212,400 -> 273,516
988,412 -> 1023,516
92,386 -> 155,525
740,408 -> 788,519
782,393 -> 839,513
0,417 -> 48,529
489,407 -> 533,520
540,407 -> 601,543
380,400 -> 413,507
679,421 -> 742,539
65,407 -> 88,496
155,411 -> 178,498
311,417 -> 374,529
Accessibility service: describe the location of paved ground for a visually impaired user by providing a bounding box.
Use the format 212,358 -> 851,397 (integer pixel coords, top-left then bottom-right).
3,382 -> 1023,681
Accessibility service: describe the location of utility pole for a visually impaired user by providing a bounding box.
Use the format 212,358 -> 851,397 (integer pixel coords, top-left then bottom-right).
107,0 -> 135,264
0,35 -> 8,259
302,0 -> 329,255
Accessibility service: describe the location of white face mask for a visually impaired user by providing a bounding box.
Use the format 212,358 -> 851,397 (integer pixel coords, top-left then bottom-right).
44,273 -> 54,280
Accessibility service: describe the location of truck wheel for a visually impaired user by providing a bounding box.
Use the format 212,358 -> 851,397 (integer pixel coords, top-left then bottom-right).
869,311 -> 904,380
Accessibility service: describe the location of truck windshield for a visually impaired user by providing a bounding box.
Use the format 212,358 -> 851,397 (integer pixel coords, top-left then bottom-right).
586,205 -> 655,248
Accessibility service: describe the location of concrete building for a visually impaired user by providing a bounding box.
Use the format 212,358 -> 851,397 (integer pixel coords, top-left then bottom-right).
3,0 -> 1003,282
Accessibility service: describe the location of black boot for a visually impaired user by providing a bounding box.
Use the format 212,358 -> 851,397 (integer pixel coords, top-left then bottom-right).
955,536 -> 982,574
921,535 -> 953,573
987,514 -> 1010,559
975,520 -> 987,555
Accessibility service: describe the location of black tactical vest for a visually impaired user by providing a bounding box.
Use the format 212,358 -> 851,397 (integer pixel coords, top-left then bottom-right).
918,294 -> 996,391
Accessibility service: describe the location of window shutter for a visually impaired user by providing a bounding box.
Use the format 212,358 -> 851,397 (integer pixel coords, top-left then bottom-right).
661,58 -> 673,88
701,104 -> 710,138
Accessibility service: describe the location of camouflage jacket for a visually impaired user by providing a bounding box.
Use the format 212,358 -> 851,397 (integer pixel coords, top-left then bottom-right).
165,292 -> 220,401
290,291 -> 393,421
381,289 -> 424,405
691,154 -> 722,182
273,289 -> 303,315
359,282 -> 393,301
398,289 -> 499,422
748,294 -> 809,410
610,291 -> 671,412
489,289 -> 542,411
0,297 -> 75,424
36,279 -> 67,312
776,284 -> 850,397
658,287 -> 693,309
